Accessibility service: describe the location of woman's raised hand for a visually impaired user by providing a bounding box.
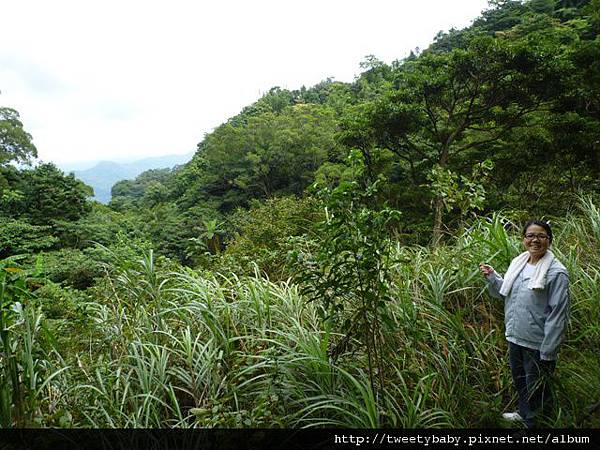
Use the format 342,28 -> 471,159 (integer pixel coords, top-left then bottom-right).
479,263 -> 494,277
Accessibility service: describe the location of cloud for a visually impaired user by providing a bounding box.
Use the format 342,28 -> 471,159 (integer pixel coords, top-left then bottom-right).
94,100 -> 140,121
0,54 -> 69,96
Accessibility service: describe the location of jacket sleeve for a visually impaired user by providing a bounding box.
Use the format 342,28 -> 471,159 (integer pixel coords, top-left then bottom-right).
540,272 -> 570,361
486,272 -> 505,300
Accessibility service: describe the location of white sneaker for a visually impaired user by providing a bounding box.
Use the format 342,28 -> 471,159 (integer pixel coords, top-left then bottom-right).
502,412 -> 523,422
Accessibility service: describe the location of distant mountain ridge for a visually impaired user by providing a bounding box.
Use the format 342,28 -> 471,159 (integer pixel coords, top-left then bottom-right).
62,153 -> 193,204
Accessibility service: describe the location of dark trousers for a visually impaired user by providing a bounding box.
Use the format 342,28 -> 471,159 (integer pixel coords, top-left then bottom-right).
508,342 -> 556,428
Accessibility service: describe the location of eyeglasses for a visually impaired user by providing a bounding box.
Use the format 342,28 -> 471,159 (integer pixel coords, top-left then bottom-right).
524,233 -> 549,241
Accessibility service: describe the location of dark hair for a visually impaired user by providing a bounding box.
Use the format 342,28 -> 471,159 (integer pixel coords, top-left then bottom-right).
523,220 -> 553,243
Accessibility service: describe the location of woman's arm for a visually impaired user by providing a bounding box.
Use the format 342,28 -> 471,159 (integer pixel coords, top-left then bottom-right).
540,272 -> 570,361
480,263 -> 505,300
486,271 -> 505,300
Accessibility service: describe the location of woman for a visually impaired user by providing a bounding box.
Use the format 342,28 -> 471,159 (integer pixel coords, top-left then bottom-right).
479,220 -> 570,428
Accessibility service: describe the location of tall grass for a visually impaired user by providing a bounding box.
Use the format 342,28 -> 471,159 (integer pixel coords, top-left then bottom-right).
4,198 -> 599,427
1,259 -> 70,427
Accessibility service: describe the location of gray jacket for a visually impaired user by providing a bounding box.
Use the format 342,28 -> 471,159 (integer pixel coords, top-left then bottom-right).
486,259 -> 570,360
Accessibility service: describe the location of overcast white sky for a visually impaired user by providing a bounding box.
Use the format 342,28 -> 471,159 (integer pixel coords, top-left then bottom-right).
1,0 -> 490,166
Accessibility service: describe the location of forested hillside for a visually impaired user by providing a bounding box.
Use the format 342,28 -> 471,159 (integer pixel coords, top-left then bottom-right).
66,152 -> 193,204
1,0 -> 599,428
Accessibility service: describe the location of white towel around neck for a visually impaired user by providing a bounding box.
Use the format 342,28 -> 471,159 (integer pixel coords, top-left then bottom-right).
499,250 -> 556,297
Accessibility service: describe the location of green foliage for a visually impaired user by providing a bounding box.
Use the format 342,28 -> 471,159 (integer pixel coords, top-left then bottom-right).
175,103 -> 340,212
110,168 -> 174,210
472,0 -> 528,33
0,168 -> 131,260
218,196 -> 324,278
297,152 -> 401,409
1,163 -> 92,225
0,107 -> 37,166
136,203 -> 208,263
51,203 -> 142,249
231,82 -> 349,126
20,163 -> 92,224
2,0 -> 600,430
0,257 -> 65,427
32,282 -> 85,320
0,218 -> 58,258
90,232 -> 155,274
339,25 -> 576,242
426,159 -> 494,218
40,249 -> 103,290
0,257 -> 29,426
0,201 -> 597,428
198,219 -> 225,254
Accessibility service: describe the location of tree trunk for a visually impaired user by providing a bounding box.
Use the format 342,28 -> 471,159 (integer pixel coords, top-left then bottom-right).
432,194 -> 444,247
432,147 -> 449,246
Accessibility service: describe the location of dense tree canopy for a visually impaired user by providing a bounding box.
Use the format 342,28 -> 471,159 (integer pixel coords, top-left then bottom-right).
2,163 -> 92,224
341,30 -> 573,241
173,103 -> 342,212
93,0 -> 600,249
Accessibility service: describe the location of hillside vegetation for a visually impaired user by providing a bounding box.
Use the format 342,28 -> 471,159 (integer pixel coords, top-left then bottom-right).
1,0 -> 599,428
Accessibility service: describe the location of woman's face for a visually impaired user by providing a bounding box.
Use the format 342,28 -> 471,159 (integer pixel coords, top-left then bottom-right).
523,224 -> 550,260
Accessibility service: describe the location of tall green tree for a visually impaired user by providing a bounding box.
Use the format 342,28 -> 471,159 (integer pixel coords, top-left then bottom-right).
340,33 -> 571,243
298,150 -> 401,412
0,107 -> 37,167
3,163 -> 92,224
175,103 -> 341,212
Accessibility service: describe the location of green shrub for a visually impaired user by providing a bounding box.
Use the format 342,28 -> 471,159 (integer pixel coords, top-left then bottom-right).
40,249 -> 103,290
0,218 -> 57,258
32,282 -> 85,320
221,196 -> 323,278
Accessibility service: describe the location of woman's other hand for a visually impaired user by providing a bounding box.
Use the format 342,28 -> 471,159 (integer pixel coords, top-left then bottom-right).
479,263 -> 494,278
